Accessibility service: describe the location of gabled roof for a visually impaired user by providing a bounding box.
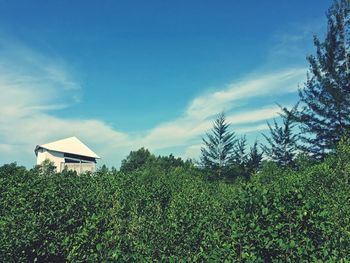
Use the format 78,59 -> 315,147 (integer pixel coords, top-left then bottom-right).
35,136 -> 100,159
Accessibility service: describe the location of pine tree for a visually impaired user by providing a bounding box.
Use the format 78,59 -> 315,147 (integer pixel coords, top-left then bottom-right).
263,105 -> 299,168
200,112 -> 236,179
247,140 -> 263,176
232,136 -> 248,167
296,0 -> 350,159
229,136 -> 249,178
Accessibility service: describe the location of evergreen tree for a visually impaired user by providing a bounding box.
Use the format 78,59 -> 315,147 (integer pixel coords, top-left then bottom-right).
229,136 -> 249,178
232,136 -> 248,167
296,0 -> 350,159
200,112 -> 236,179
247,140 -> 263,176
263,105 -> 299,168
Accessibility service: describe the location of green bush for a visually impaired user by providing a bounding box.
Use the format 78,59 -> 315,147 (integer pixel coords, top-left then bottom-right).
1,139 -> 350,261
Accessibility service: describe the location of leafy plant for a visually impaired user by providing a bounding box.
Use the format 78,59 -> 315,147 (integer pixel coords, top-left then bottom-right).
1,140 -> 350,261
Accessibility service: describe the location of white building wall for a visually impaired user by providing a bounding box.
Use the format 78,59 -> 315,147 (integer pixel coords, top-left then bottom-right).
63,163 -> 96,173
36,148 -> 96,173
36,149 -> 64,170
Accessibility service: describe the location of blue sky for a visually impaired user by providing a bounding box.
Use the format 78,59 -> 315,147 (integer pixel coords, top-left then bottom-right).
0,0 -> 331,167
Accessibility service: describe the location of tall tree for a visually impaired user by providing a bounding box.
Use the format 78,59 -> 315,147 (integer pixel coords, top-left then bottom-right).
247,140 -> 263,176
296,0 -> 350,159
232,136 -> 248,167
263,105 -> 299,168
229,136 -> 249,178
200,112 -> 236,179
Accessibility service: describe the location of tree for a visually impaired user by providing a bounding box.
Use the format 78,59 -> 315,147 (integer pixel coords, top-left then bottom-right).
263,105 -> 299,168
34,159 -> 56,176
120,147 -> 155,173
97,164 -> 109,174
335,136 -> 350,184
200,112 -> 236,179
155,154 -> 188,172
295,0 -> 350,159
232,136 -> 248,168
246,140 -> 263,176
229,136 -> 249,179
0,162 -> 26,177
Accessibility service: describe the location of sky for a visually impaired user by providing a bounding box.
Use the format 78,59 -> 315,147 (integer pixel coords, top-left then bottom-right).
0,0 -> 332,168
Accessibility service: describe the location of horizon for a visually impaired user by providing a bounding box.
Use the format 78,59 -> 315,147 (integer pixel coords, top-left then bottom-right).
0,0 -> 331,168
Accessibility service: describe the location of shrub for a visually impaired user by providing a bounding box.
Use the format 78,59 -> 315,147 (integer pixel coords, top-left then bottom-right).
1,142 -> 350,261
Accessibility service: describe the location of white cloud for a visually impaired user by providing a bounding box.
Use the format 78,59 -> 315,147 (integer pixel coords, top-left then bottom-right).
0,38 -> 136,167
0,144 -> 15,153
140,105 -> 283,151
0,36 -> 307,167
236,124 -> 270,134
139,69 -> 303,152
186,68 -> 304,120
227,106 -> 284,125
264,18 -> 326,71
183,144 -> 202,160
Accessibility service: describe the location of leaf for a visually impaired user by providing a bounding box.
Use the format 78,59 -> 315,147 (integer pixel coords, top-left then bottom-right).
96,243 -> 102,252
262,207 -> 269,215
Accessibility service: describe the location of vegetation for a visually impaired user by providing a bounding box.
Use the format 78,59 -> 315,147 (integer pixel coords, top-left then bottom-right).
120,147 -> 192,173
262,105 -> 299,168
246,140 -> 263,176
294,0 -> 350,159
1,139 -> 350,261
200,112 -> 236,180
200,114 -> 263,181
1,0 -> 350,261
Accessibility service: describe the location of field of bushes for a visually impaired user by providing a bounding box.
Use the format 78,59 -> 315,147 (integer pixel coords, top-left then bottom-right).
1,140 -> 350,262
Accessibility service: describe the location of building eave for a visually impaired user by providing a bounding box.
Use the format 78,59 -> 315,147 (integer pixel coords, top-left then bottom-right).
35,146 -> 101,160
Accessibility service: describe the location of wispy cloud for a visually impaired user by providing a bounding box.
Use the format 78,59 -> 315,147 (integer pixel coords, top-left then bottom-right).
186,68 -> 304,120
0,33 -> 308,167
140,69 -> 304,152
265,17 -> 326,69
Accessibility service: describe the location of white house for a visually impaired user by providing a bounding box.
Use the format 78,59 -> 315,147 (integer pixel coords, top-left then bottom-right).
34,136 -> 100,173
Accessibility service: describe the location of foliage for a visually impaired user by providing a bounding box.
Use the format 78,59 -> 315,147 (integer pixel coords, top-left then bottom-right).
246,140 -> 263,176
263,105 -> 299,168
229,136 -> 249,179
34,159 -> 57,176
227,137 -> 263,180
334,136 -> 350,184
120,148 -> 190,174
153,154 -> 193,172
120,147 -> 154,173
232,136 -> 248,167
200,112 -> 236,179
295,0 -> 350,159
2,2 -> 350,261
1,139 -> 350,261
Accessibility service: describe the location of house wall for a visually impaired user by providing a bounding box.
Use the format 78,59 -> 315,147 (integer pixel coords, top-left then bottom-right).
36,148 -> 97,173
62,163 -> 96,173
37,149 -> 64,170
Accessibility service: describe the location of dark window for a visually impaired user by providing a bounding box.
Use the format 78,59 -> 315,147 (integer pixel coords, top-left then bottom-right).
64,153 -> 96,163
64,158 -> 80,163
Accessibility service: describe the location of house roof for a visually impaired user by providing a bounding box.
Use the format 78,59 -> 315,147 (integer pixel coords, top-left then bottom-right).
35,136 -> 101,159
